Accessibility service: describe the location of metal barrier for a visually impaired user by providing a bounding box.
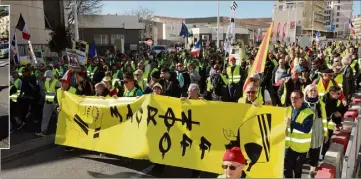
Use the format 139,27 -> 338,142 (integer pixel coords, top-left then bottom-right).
341,116 -> 361,178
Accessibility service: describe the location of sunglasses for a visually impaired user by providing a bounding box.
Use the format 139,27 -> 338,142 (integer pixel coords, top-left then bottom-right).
246,91 -> 256,94
222,165 -> 239,170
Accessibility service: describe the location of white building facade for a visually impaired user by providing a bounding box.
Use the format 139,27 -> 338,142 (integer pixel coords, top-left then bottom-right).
324,0 -> 353,34
153,16 -> 185,42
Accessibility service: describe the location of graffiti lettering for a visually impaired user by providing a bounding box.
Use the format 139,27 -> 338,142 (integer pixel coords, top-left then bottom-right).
199,136 -> 212,159
135,108 -> 143,128
159,132 -> 171,159
126,104 -> 133,121
180,134 -> 193,157
147,105 -> 158,126
110,106 -> 123,123
158,108 -> 200,132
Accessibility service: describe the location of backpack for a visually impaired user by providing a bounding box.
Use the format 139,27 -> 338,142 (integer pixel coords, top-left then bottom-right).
176,71 -> 185,88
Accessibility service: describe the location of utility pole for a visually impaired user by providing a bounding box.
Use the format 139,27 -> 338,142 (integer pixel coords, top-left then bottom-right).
73,0 -> 79,41
216,0 -> 220,49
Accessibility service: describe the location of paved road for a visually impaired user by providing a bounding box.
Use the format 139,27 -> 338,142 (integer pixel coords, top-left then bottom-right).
1,145 -> 218,178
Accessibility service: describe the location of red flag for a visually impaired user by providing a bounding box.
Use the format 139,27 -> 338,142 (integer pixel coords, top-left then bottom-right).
282,23 -> 287,40
276,23 -> 281,38
243,22 -> 274,92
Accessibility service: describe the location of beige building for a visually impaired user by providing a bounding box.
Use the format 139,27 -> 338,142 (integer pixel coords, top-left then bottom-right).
2,1 -> 51,45
273,1 -> 326,42
352,15 -> 361,38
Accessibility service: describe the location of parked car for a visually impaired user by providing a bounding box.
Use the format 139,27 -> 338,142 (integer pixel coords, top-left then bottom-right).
0,43 -> 9,59
151,45 -> 166,54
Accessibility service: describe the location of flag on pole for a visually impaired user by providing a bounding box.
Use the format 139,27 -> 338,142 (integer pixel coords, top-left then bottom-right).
179,22 -> 190,38
276,23 -> 281,38
88,41 -> 97,58
315,31 -> 321,41
282,23 -> 287,41
230,1 -> 238,10
349,20 -> 356,37
224,1 -> 237,54
191,40 -> 201,57
16,14 -> 31,40
243,22 -> 274,92
11,31 -> 19,64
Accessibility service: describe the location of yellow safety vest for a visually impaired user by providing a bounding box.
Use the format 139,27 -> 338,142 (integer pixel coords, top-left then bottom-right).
316,79 -> 337,97
138,80 -> 145,91
142,68 -> 150,84
45,79 -> 58,102
226,65 -> 241,84
285,107 -> 315,153
280,79 -> 305,106
350,60 -> 358,74
334,73 -> 343,88
10,79 -> 21,102
123,87 -> 140,97
238,88 -> 264,105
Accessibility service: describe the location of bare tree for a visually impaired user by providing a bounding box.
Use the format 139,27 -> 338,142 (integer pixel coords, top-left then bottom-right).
67,0 -> 103,26
124,6 -> 155,41
124,6 -> 155,23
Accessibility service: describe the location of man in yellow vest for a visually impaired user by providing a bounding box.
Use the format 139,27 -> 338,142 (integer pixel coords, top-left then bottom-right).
36,70 -> 60,137
226,57 -> 244,102
312,68 -> 339,97
284,90 -> 315,178
134,69 -> 145,91
278,69 -> 305,107
123,72 -> 143,97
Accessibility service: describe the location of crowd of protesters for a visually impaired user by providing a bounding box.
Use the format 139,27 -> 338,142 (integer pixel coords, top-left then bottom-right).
9,39 -> 361,178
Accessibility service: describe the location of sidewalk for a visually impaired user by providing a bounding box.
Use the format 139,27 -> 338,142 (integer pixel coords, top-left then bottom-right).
1,114 -> 58,163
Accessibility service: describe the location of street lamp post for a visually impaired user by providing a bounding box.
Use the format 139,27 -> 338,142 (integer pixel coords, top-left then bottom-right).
216,0 -> 219,49
72,0 -> 79,41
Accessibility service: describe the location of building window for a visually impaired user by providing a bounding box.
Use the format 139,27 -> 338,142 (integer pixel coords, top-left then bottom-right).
337,12 -> 340,16
278,5 -> 283,10
94,34 -> 102,45
94,34 -> 108,45
111,34 -> 122,44
337,6 -> 340,10
303,11 -> 306,17
338,0 -> 340,3
336,24 -> 339,28
336,18 -> 339,22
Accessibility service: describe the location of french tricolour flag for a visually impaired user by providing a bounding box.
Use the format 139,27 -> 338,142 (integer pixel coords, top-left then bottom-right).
16,14 -> 31,40
349,20 -> 356,37
191,40 -> 201,57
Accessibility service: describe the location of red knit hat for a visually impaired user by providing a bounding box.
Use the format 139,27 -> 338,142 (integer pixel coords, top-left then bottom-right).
223,147 -> 246,165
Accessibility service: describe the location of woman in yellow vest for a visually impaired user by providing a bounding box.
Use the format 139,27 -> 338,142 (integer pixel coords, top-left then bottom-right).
303,85 -> 328,177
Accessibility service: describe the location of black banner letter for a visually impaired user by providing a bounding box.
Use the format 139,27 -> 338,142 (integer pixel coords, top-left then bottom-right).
147,105 -> 158,126
199,136 -> 212,160
110,106 -> 123,123
159,132 -> 171,159
180,134 -> 193,156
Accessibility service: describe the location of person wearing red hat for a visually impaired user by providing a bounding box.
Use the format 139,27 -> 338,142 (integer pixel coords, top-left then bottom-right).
226,57 -> 244,102
218,147 -> 247,178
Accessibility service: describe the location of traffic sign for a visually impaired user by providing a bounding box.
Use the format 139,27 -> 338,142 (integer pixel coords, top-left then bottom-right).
329,25 -> 335,32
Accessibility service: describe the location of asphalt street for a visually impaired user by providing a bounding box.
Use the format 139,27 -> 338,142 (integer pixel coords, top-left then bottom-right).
1,145 -> 218,178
